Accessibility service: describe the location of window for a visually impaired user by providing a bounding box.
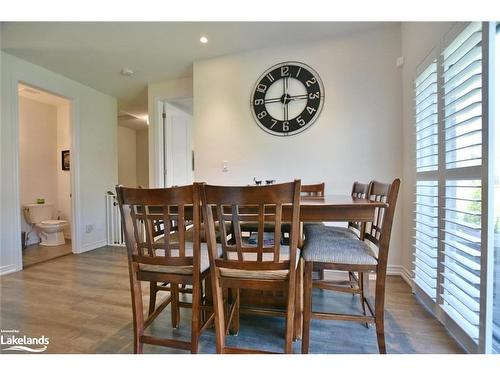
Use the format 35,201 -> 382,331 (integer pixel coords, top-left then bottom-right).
413,22 -> 493,352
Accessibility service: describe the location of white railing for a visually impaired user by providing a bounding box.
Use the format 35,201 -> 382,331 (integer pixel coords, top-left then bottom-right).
105,192 -> 125,246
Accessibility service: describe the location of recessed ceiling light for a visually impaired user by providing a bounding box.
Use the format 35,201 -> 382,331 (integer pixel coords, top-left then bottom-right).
120,68 -> 134,77
199,36 -> 208,44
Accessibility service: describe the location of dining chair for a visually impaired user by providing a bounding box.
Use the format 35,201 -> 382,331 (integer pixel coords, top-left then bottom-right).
116,184 -> 214,354
200,180 -> 302,353
309,181 -> 369,282
241,182 -> 325,240
300,183 -> 325,197
301,178 -> 400,354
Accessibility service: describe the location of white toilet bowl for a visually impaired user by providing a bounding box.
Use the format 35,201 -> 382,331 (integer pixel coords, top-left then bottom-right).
36,220 -> 68,246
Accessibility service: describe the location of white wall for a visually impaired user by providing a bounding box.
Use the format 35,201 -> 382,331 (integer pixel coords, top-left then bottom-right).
400,22 -> 455,276
136,128 -> 149,187
56,102 -> 72,238
194,25 -> 404,268
1,51 -> 117,274
117,125 -> 137,187
19,97 -> 58,245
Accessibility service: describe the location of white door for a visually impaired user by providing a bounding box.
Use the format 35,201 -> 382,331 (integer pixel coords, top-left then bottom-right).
163,102 -> 193,187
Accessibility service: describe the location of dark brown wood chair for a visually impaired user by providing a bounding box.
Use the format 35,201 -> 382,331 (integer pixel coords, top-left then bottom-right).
116,184 -> 214,354
311,181 -> 370,282
200,181 -> 302,353
300,183 -> 325,197
301,178 -> 400,354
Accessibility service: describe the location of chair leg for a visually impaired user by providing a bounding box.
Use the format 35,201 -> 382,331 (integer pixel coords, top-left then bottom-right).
148,281 -> 157,316
301,261 -> 313,354
375,276 -> 387,354
229,288 -> 240,335
191,279 -> 201,354
293,258 -> 303,341
284,274 -> 296,354
359,272 -> 369,328
130,271 -> 144,354
171,283 -> 180,329
212,283 -> 226,353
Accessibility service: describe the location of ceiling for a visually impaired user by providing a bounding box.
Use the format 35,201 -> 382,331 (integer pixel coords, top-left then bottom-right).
2,22 -> 391,118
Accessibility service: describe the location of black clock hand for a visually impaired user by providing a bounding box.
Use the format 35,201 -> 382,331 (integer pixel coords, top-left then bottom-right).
264,97 -> 282,104
289,94 -> 308,100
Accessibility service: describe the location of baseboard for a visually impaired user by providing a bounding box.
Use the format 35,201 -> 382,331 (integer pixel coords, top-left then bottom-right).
0,264 -> 20,276
325,265 -> 413,287
75,239 -> 107,254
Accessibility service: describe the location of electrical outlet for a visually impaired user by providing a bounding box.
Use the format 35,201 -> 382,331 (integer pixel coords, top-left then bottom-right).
85,224 -> 94,234
222,160 -> 229,173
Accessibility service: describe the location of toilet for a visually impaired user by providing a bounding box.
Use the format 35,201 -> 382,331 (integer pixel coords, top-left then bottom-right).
24,204 -> 68,246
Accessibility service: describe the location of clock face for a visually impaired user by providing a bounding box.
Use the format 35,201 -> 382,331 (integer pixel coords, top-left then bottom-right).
251,62 -> 324,136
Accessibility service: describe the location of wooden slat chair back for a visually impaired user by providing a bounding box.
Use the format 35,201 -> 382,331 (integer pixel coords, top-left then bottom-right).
301,178 -> 400,354
200,180 -> 302,353
301,183 -> 325,197
347,181 -> 371,237
116,184 -> 212,354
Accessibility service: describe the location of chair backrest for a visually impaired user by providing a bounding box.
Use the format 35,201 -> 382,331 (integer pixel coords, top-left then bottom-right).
200,181 -> 301,272
301,183 -> 325,197
364,179 -> 400,270
116,185 -> 201,275
348,181 -> 371,235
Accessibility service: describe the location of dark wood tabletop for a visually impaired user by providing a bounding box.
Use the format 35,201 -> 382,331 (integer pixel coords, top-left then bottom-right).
292,194 -> 387,222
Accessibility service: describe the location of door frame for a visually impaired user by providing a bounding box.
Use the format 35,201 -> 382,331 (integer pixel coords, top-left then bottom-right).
12,80 -> 81,270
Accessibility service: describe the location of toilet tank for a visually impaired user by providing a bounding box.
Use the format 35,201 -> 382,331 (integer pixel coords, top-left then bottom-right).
24,204 -> 53,224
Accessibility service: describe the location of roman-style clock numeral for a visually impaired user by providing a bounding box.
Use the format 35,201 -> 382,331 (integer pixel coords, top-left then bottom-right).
251,62 -> 324,136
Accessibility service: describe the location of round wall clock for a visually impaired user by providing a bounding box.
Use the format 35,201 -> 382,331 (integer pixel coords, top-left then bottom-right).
250,61 -> 324,136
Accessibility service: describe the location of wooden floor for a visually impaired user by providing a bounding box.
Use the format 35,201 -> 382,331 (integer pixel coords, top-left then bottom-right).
22,240 -> 72,268
0,246 -> 464,354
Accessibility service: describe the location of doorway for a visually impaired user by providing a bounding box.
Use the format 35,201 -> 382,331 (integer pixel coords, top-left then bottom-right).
18,83 -> 74,267
162,101 -> 193,187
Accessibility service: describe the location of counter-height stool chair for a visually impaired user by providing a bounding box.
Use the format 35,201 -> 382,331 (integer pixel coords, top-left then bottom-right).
116,184 -> 214,354
307,182 -> 369,282
301,178 -> 400,354
200,181 -> 302,353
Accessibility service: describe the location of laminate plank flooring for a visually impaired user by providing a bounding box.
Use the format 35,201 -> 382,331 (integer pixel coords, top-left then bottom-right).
22,241 -> 72,268
0,246 -> 464,354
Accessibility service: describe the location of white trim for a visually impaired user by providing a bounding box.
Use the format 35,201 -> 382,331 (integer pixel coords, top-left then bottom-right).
75,239 -> 107,254
0,264 -> 19,276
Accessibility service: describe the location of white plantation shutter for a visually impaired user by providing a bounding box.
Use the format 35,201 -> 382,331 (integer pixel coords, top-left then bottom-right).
443,22 -> 483,169
440,22 -> 483,344
416,62 -> 439,172
442,179 -> 482,340
414,180 -> 439,299
413,22 -> 494,352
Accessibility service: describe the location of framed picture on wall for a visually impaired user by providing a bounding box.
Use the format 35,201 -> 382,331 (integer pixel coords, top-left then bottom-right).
62,150 -> 70,171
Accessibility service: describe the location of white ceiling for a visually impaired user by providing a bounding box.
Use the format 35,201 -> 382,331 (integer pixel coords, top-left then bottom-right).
1,22 -> 392,117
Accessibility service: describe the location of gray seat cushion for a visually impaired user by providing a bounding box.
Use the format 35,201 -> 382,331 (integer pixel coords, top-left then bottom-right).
304,223 -> 358,239
140,242 -> 222,275
302,226 -> 377,265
